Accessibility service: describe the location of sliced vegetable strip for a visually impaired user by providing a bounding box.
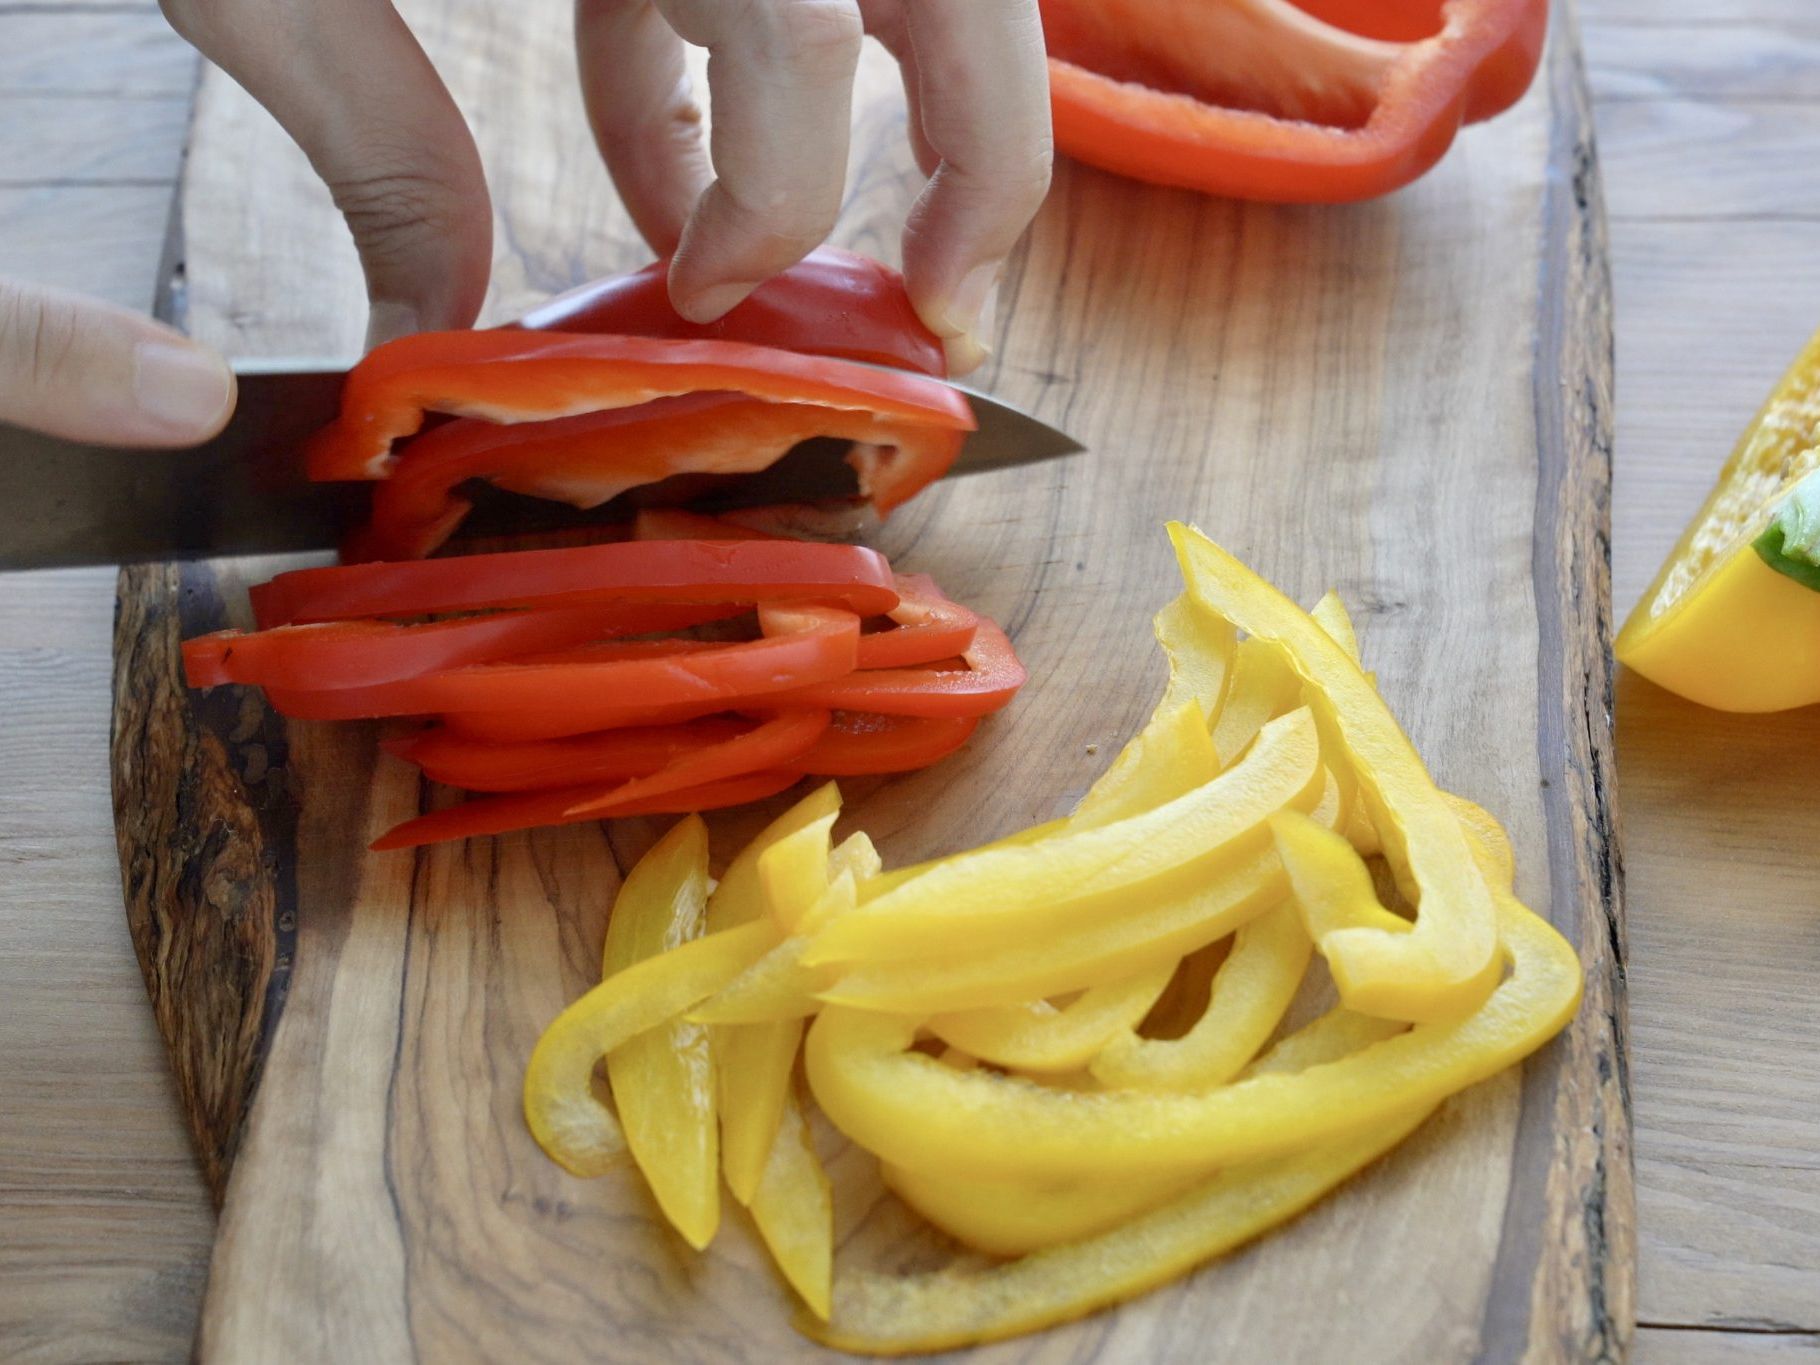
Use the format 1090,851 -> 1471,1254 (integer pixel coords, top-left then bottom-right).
249,539 -> 899,627
796,713 -> 979,777
928,959 -> 1178,1074
564,711 -> 830,817
383,718 -> 753,793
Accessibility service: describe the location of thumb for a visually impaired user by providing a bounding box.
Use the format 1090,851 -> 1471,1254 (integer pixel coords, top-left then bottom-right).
0,281 -> 235,447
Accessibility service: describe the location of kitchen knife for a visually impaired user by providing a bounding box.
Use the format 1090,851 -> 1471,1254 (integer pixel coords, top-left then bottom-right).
0,359 -> 1083,569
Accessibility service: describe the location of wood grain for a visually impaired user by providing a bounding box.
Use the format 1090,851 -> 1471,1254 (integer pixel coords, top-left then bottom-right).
103,1 -> 1630,1360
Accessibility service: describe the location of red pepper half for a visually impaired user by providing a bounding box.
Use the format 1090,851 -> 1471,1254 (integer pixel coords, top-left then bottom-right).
1043,0 -> 1545,202
249,540 -> 899,627
368,769 -> 804,852
514,246 -> 946,379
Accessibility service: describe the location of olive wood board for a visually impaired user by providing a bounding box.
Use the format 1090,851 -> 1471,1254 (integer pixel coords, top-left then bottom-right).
111,1 -> 1631,1359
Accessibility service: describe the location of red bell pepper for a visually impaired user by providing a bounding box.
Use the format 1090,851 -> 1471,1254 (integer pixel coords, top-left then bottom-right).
368,768 -> 804,852
384,717 -> 755,792
858,574 -> 979,670
797,712 -> 981,776
563,710 -> 830,817
514,246 -> 946,379
771,618 -> 1027,718
264,603 -> 859,727
1043,0 -> 1546,202
182,602 -> 740,691
249,539 -> 899,627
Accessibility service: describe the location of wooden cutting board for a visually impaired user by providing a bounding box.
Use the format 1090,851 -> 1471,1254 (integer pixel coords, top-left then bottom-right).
112,2 -> 1631,1359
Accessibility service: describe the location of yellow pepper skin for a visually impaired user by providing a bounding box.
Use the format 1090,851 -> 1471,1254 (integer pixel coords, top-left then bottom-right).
690,872 -> 858,1024
705,785 -> 842,1204
1171,522 -> 1499,1022
600,816 -> 721,1249
804,708 -> 1323,965
524,917 -> 774,1176
805,1010 -> 1420,1355
1618,322 -> 1820,712
927,959 -> 1178,1074
749,1094 -> 834,1321
1089,902 -> 1311,1091
816,846 -> 1283,1014
803,897 -> 1580,1183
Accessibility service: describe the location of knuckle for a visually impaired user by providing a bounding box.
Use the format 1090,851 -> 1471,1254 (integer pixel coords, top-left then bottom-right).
761,0 -> 864,65
329,158 -> 468,268
0,283 -> 81,395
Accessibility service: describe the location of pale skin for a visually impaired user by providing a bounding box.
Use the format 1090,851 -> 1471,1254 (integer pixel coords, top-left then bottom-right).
1,0 -> 1052,447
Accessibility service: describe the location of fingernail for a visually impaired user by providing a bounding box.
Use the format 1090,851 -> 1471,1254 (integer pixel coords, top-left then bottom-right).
938,266 -> 999,376
675,281 -> 758,324
132,340 -> 235,437
365,301 -> 423,350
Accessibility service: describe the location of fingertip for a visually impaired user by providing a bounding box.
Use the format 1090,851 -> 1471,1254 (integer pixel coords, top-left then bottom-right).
131,336 -> 237,443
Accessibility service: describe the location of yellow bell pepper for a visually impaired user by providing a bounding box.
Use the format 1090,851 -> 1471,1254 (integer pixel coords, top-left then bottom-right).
523,917 -> 772,1177
759,808 -> 837,933
803,895 -> 1580,1183
705,785 -> 842,1204
1618,323 -> 1820,711
1210,635 -> 1303,767
1170,522 -> 1500,1022
598,816 -> 720,1249
805,1010 -> 1420,1354
691,871 -> 859,1024
804,707 -> 1323,965
927,958 -> 1178,1074
1089,901 -> 1311,1090
816,846 -> 1283,1014
749,1093 -> 834,1321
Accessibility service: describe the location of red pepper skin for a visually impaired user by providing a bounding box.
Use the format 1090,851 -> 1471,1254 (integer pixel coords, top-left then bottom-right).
513,247 -> 946,379
304,332 -> 972,484
265,604 -> 859,726
771,617 -> 1027,718
383,717 -> 756,792
563,710 -> 830,816
1045,0 -> 1546,202
368,769 -> 804,851
797,712 -> 981,776
182,602 -> 740,691
249,540 -> 899,627
859,574 -> 979,670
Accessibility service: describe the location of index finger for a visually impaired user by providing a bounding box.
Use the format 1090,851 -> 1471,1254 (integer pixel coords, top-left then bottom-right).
898,0 -> 1053,372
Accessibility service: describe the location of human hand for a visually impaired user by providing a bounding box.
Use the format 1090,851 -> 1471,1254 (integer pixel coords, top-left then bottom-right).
0,279 -> 235,445
161,0 -> 1052,372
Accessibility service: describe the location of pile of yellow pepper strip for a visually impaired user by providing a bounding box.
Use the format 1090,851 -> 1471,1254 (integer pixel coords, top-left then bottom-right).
522,522 -> 1585,1353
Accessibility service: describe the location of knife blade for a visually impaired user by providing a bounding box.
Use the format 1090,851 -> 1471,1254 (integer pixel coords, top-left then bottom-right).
0,359 -> 1083,569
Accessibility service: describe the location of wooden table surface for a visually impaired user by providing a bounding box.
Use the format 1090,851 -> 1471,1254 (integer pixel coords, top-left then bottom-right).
1,3 -> 1815,1361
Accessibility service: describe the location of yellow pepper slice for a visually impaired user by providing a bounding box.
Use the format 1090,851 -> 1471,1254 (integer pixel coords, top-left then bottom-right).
1068,701 -> 1220,830
805,1010 -> 1421,1353
691,872 -> 859,1024
1210,635 -> 1302,767
705,783 -> 842,936
760,810 -> 838,933
749,1093 -> 834,1321
804,707 -> 1323,964
926,958 -> 1178,1074
1170,522 -> 1499,1022
803,896 -> 1580,1183
524,916 -> 774,1176
817,847 -> 1283,1014
1089,901 -> 1311,1090
599,815 -> 720,1249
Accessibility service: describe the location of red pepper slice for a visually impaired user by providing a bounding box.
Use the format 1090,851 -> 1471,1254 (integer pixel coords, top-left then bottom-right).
369,768 -> 803,851
383,717 -> 755,792
249,540 -> 898,627
858,574 -> 979,670
798,712 -> 981,776
266,603 -> 858,726
514,246 -> 946,378
631,508 -> 788,541
563,710 -> 830,817
182,602 -> 741,691
1043,0 -> 1545,202
771,617 -> 1026,718
305,332 -> 972,483
345,392 -> 961,561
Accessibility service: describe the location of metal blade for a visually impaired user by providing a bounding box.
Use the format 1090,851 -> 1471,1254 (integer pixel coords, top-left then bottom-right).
0,363 -> 1083,569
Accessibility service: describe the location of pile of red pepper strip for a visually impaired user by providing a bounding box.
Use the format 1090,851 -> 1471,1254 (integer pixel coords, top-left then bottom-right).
183,532 -> 1020,850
